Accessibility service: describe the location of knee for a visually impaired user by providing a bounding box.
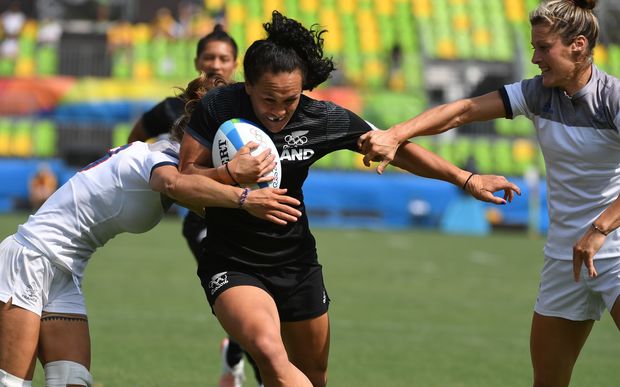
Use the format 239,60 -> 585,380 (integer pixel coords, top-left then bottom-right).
244,335 -> 289,370
44,361 -> 92,387
0,369 -> 32,387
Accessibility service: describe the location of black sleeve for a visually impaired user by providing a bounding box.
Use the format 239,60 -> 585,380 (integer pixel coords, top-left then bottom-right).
142,97 -> 185,138
186,85 -> 242,148
498,87 -> 513,119
325,102 -> 373,152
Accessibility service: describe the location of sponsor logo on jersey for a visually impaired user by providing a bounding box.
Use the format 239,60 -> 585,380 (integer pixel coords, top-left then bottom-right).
281,130 -> 314,161
209,271 -> 229,295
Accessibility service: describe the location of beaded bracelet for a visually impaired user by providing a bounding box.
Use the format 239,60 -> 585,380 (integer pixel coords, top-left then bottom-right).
225,162 -> 240,186
462,172 -> 476,190
238,187 -> 250,208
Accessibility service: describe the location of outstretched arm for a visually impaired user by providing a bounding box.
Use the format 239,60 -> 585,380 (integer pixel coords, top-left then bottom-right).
150,165 -> 301,225
358,91 -> 507,174
391,141 -> 520,205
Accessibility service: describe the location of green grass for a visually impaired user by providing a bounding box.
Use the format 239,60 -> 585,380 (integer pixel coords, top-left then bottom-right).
0,213 -> 616,386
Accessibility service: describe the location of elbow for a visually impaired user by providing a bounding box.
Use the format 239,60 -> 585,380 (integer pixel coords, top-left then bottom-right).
451,99 -> 475,128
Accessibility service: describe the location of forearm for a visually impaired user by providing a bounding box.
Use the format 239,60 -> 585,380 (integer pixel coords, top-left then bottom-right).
592,196 -> 620,235
391,142 -> 471,187
389,91 -> 506,144
162,172 -> 243,210
390,100 -> 472,143
180,161 -> 237,185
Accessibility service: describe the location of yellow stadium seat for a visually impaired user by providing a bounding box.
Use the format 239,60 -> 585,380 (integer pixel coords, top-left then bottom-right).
12,120 -> 33,157
412,0 -> 432,19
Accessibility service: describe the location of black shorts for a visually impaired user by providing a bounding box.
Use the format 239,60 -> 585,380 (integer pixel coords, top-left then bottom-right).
198,260 -> 330,322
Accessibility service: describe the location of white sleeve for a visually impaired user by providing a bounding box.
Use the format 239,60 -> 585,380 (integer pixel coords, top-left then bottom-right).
503,81 -> 531,119
145,151 -> 178,180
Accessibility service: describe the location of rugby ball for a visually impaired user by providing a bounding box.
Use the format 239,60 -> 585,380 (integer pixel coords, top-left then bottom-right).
212,118 -> 281,189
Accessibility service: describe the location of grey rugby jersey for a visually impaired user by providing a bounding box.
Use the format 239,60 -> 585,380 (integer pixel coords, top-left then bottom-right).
501,65 -> 620,260
186,82 -> 372,267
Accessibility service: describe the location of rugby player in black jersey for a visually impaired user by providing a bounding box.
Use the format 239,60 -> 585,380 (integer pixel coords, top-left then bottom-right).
125,25 -> 260,387
179,11 -> 519,387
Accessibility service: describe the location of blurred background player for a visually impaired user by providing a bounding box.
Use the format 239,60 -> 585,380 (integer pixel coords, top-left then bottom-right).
27,162 -> 58,212
125,24 -> 259,387
359,1 -> 620,386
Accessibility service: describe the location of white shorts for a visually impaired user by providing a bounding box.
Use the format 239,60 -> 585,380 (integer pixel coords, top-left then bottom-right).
535,256 -> 620,321
0,235 -> 86,316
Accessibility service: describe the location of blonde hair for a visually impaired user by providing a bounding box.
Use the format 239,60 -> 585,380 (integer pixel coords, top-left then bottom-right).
170,74 -> 228,141
530,0 -> 599,59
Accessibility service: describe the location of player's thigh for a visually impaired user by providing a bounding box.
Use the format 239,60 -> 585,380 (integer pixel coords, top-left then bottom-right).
0,300 -> 40,379
611,295 -> 620,330
38,264 -> 90,367
0,236 -> 51,378
38,312 -> 90,367
214,284 -> 283,347
281,313 -> 330,376
530,312 -> 593,386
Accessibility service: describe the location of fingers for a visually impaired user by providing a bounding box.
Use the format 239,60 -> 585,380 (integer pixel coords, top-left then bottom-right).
357,132 -> 370,150
573,256 -> 582,282
586,259 -> 597,279
362,154 -> 372,167
237,143 -> 255,155
376,159 -> 390,175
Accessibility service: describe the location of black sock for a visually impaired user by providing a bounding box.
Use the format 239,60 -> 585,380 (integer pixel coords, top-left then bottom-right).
226,338 -> 244,367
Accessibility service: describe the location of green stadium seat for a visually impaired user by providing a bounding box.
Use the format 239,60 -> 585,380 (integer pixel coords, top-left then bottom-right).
32,120 -> 57,157
493,138 -> 515,176
472,137 -> 493,174
436,140 -> 454,164
36,45 -> 58,76
112,123 -> 132,147
283,0 -> 301,19
452,136 -> 473,167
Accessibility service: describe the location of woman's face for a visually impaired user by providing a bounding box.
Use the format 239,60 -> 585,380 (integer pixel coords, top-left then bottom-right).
245,69 -> 303,133
530,24 -> 587,94
195,40 -> 236,81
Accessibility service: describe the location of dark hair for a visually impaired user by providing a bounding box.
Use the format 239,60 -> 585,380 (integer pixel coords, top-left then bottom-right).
171,74 -> 228,141
195,24 -> 238,60
530,0 -> 599,58
243,10 -> 335,91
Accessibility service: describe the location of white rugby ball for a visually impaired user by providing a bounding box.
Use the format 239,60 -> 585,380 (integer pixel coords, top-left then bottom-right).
212,118 -> 281,189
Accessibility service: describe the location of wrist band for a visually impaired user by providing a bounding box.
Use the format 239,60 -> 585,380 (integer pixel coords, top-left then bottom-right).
591,223 -> 609,236
238,187 -> 250,208
462,172 -> 476,190
225,162 -> 240,186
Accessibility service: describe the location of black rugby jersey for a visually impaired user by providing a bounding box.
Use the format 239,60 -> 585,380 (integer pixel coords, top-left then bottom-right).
186,82 -> 372,267
142,97 -> 185,138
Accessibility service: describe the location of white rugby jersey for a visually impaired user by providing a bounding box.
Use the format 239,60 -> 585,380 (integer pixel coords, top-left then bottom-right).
501,65 -> 620,260
15,140 -> 179,278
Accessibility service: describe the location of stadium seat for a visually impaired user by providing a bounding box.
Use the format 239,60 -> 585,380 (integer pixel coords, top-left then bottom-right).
471,137 -> 493,174
263,0 -> 284,18
283,0 -> 301,19
112,123 -> 132,147
32,120 -> 58,157
0,119 -> 12,156
36,45 -> 58,76
11,120 -> 33,157
492,138 -> 515,176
